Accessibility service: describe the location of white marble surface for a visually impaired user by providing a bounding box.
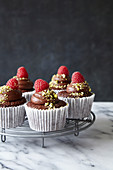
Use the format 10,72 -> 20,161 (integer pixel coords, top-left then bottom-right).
0,102 -> 113,170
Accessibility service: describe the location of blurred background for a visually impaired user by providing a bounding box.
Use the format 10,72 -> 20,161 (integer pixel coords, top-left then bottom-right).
0,0 -> 113,101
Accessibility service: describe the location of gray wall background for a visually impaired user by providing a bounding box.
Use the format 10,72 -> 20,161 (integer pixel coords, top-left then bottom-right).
0,0 -> 113,101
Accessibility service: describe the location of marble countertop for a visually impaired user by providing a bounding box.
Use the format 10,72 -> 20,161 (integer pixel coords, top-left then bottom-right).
0,102 -> 113,170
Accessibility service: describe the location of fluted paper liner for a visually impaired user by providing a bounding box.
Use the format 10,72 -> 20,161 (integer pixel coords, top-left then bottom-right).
0,104 -> 26,129
58,94 -> 95,119
25,103 -> 69,132
22,90 -> 35,102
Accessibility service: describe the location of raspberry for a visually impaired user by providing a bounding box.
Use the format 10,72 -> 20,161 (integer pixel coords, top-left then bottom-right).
72,72 -> 85,83
57,66 -> 69,76
17,66 -> 28,78
6,78 -> 18,90
34,79 -> 49,92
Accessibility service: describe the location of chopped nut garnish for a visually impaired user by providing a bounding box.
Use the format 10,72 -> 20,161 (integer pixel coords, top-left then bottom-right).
89,88 -> 91,92
54,94 -> 58,98
49,103 -> 53,108
45,102 -> 49,106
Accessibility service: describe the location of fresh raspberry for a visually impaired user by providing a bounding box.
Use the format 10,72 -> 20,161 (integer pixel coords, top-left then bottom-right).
17,66 -> 28,78
6,78 -> 18,90
34,79 -> 49,92
72,72 -> 85,83
57,66 -> 69,76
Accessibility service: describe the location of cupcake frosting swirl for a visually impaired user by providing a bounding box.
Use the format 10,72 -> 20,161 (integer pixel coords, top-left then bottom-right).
66,81 -> 91,97
49,74 -> 71,90
58,81 -> 92,98
31,89 -> 58,108
0,85 -> 26,106
15,76 -> 33,92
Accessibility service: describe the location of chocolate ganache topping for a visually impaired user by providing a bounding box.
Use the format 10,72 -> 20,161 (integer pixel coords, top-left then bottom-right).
67,81 -> 92,97
15,66 -> 34,93
27,89 -> 66,110
58,81 -> 92,98
49,74 -> 71,90
17,77 -> 34,92
0,85 -> 26,107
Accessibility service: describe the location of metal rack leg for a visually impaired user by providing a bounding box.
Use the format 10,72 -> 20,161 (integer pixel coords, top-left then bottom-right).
41,138 -> 45,148
74,122 -> 79,136
1,128 -> 6,142
66,119 -> 69,125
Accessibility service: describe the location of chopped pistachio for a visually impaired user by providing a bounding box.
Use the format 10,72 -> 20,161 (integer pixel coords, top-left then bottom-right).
4,94 -> 7,97
45,102 -> 49,106
49,103 -> 53,108
47,89 -> 50,93
89,88 -> 91,92
54,94 -> 58,98
81,92 -> 84,95
77,87 -> 79,91
42,91 -> 45,96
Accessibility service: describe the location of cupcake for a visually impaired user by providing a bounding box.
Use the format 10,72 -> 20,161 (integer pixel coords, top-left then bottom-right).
25,79 -> 69,132
58,72 -> 95,119
0,78 -> 26,128
15,66 -> 34,101
49,66 -> 71,94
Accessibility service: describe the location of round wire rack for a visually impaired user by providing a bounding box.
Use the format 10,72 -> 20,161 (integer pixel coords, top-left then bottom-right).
0,111 -> 95,147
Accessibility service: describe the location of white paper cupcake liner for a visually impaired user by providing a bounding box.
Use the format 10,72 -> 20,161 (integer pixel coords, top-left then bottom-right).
59,94 -> 95,119
0,104 -> 26,129
22,90 -> 35,102
52,89 -> 66,94
25,102 -> 69,132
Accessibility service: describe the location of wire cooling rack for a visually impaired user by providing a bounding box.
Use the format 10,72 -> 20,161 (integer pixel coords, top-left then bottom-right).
0,112 -> 95,147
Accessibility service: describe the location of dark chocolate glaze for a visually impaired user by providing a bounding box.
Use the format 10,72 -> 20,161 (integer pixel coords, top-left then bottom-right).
28,89 -> 67,109
0,86 -> 26,107
31,92 -> 48,105
58,81 -> 92,98
49,74 -> 71,90
0,97 -> 26,107
53,75 -> 70,82
17,78 -> 34,92
0,89 -> 22,101
27,99 -> 66,109
18,88 -> 34,93
58,91 -> 70,98
49,86 -> 66,90
67,82 -> 91,94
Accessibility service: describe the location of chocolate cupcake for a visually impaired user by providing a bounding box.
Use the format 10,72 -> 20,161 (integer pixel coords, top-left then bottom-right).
25,79 -> 69,132
49,66 -> 71,94
15,66 -> 34,101
0,78 -> 26,128
58,72 -> 95,119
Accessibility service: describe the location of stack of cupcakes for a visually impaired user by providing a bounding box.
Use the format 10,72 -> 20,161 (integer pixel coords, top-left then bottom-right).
49,66 -> 71,94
